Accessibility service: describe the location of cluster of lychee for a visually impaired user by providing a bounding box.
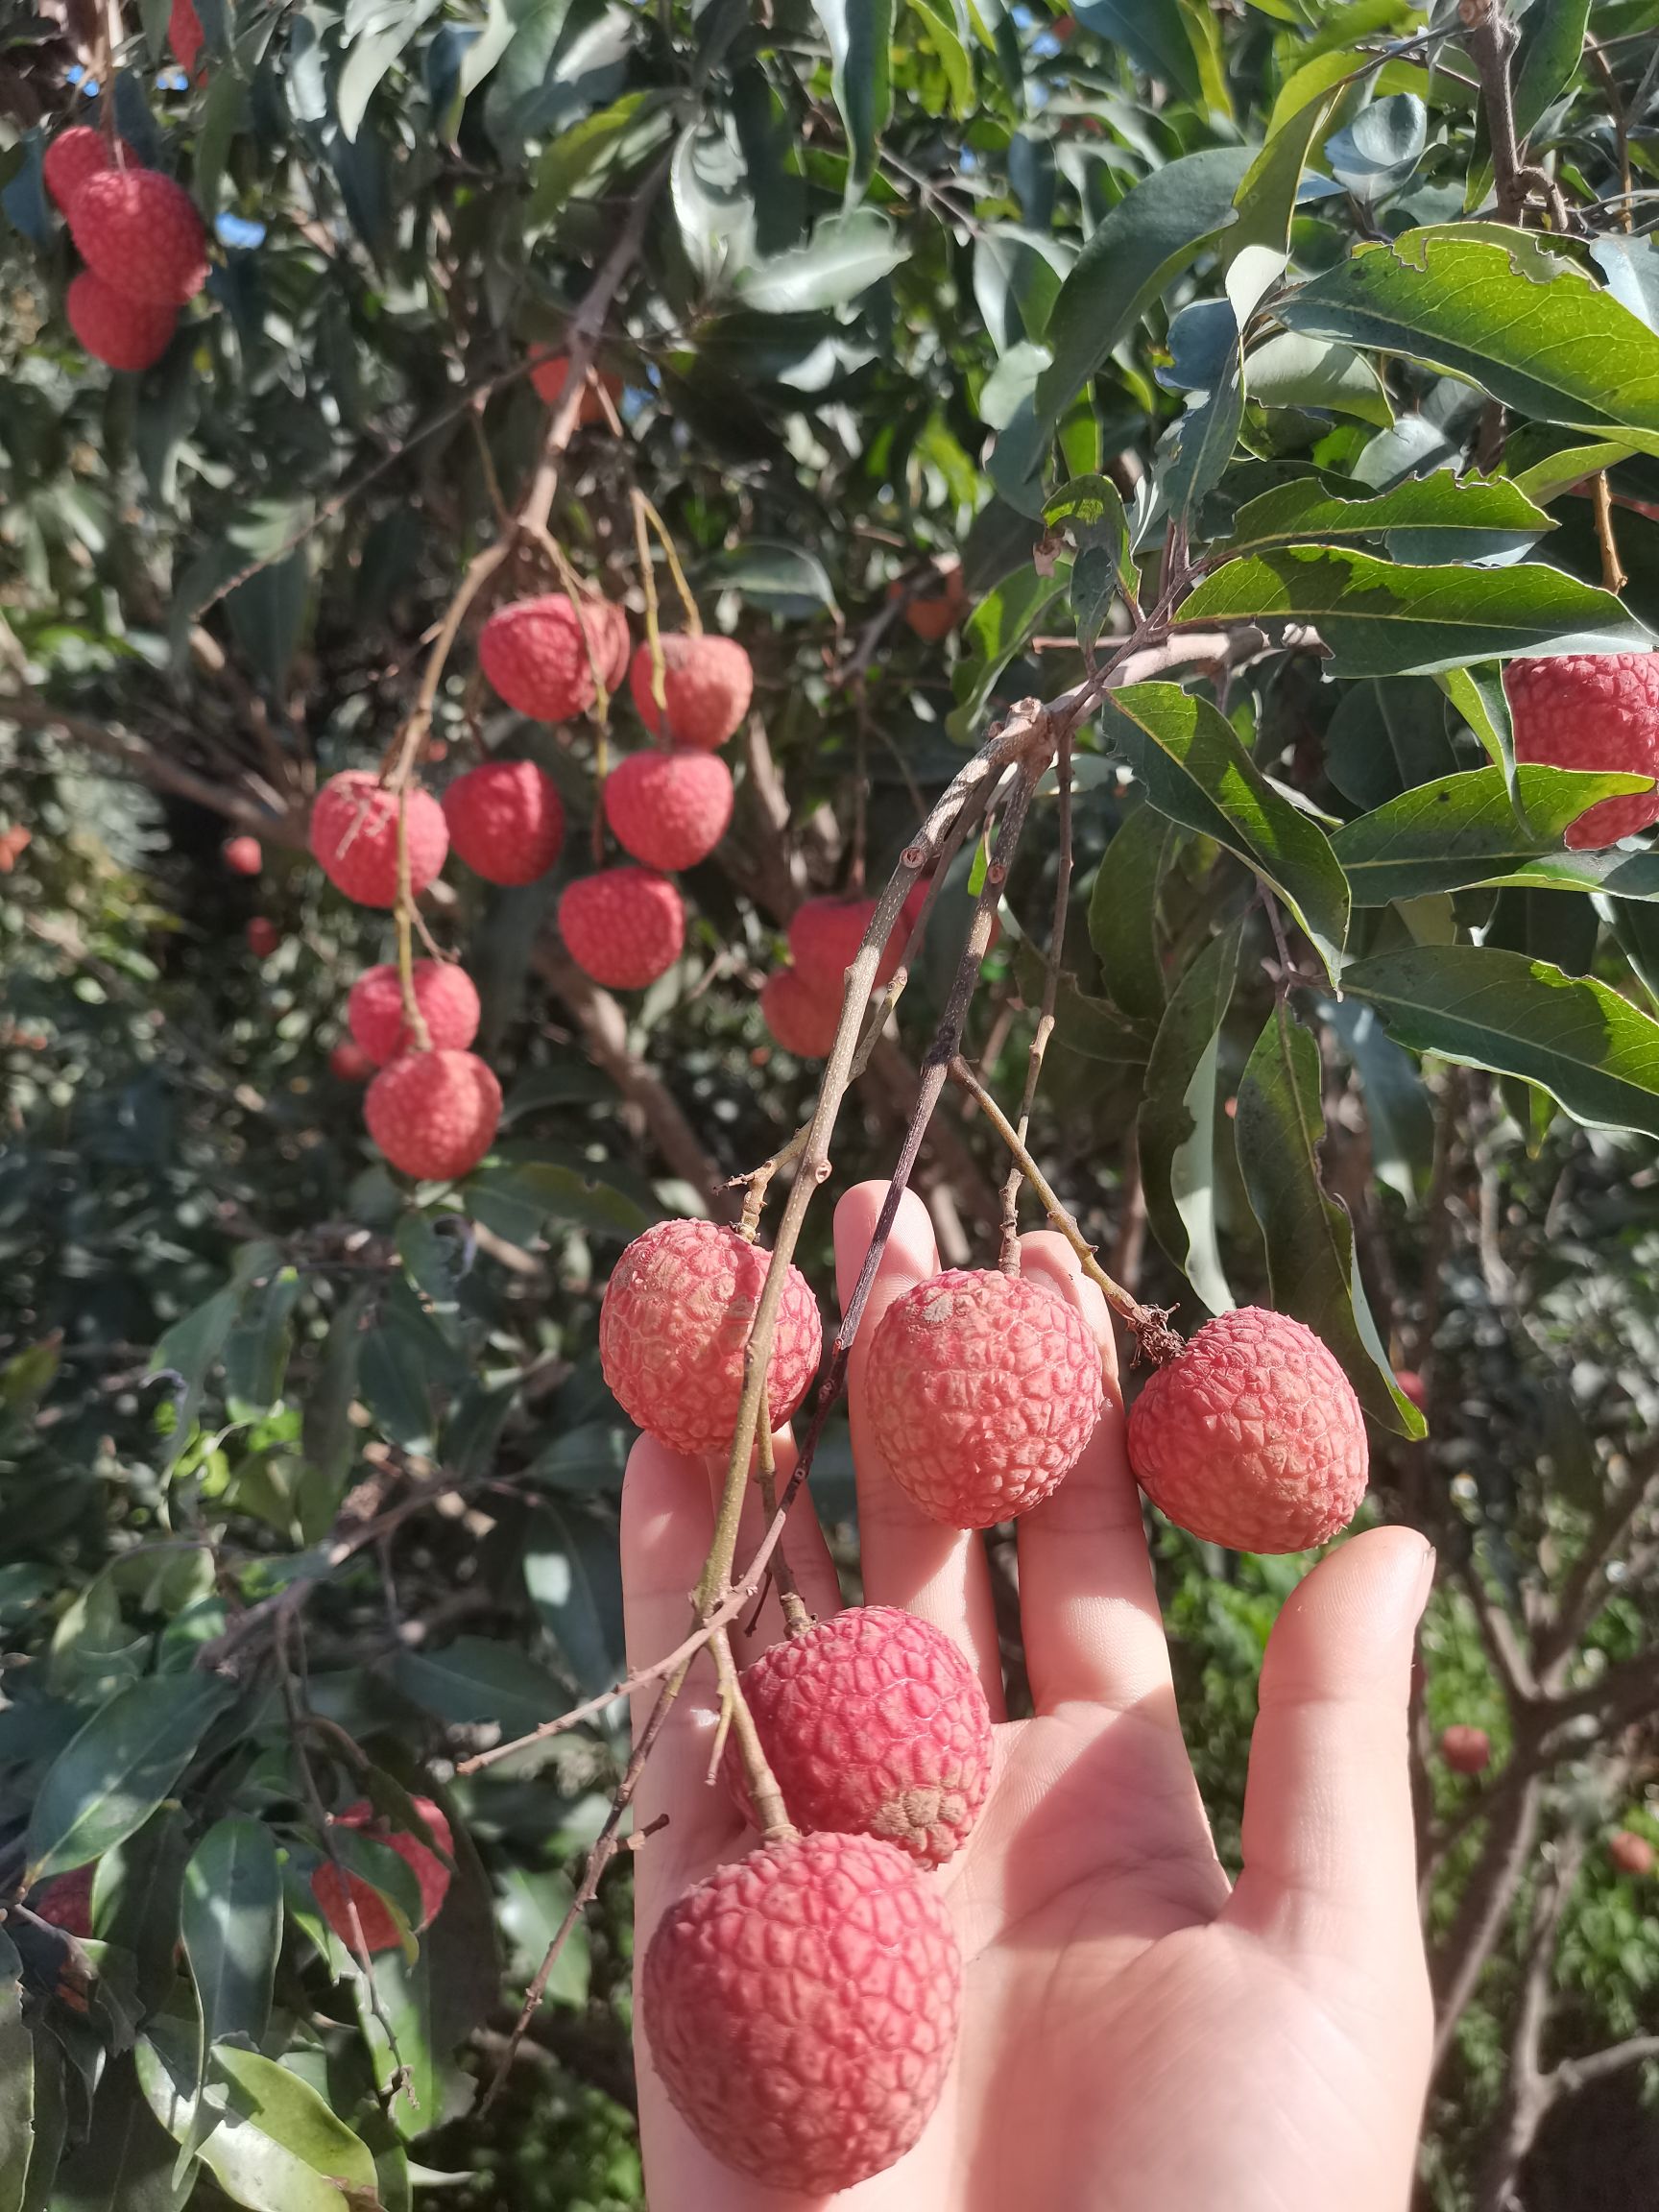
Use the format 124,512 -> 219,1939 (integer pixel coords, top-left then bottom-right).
596,1215 -> 1372,2187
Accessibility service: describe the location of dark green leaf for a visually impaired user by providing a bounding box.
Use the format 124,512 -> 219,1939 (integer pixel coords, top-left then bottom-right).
0,1931 -> 28,2212
1216,473 -> 1551,558
1225,79 -> 1341,300
181,1819 -> 279,2064
1137,921 -> 1243,1314
947,569 -> 1066,738
524,1503 -> 623,1695
390,1638 -> 567,1742
496,1866 -> 589,2005
1510,0 -> 1590,140
1070,0 -> 1199,97
1320,998 -> 1435,1203
523,1421 -> 631,1493
813,0 -> 894,191
1324,676 -> 1463,809
223,1269 -> 301,1414
468,1157 -> 654,1251
97,1809 -> 190,2017
1243,334 -> 1393,426
736,210 -> 903,311
1088,808 -> 1171,1022
1332,764 -> 1652,904
702,541 -> 839,617
358,1318 -> 434,1455
45,2056 -> 180,2212
1048,977 -> 1156,1064
26,1675 -> 236,1885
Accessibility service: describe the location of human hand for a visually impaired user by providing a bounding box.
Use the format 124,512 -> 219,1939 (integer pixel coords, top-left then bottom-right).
621,1181 -> 1434,2211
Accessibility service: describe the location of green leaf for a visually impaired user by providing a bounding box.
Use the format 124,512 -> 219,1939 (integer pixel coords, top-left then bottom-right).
1324,677 -> 1462,811
1164,325 -> 1246,527
524,1503 -> 623,1695
1137,921 -> 1243,1314
177,2044 -> 377,2212
496,1865 -> 589,2006
908,0 -> 973,119
1035,149 -> 1252,426
947,569 -> 1066,738
1346,944 -> 1659,1140
1225,78 -> 1342,303
0,1931 -> 29,2212
1234,1001 -> 1421,1434
1070,0 -> 1200,99
1509,439 -> 1639,504
45,2055 -> 180,2212
1216,473 -> 1552,557
1175,548 -> 1648,676
468,1157 -> 654,1251
1244,334 -> 1393,426
358,1317 -> 434,1455
1321,997 -> 1434,1204
813,0 -> 895,193
702,541 -> 840,618
736,209 -> 906,312
223,1269 -> 301,1415
1437,657 -> 1516,783
391,1638 -> 568,1741
1048,978 -> 1156,1066
1511,0 -> 1591,140
1088,808 -> 1171,1022
149,1288 -> 240,1469
532,92 -> 658,223
337,0 -> 443,139
96,1808 -> 191,2018
26,1674 -> 236,1885
181,1820 -> 280,2067
1332,764 -> 1653,904
1104,683 -> 1350,978
1279,228 -> 1659,445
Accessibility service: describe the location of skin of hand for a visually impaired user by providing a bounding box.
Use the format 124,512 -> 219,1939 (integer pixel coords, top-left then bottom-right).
621,1181 -> 1435,2212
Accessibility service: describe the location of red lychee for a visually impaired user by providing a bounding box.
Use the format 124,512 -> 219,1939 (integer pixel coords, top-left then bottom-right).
864,1269 -> 1104,1527
789,895 -> 902,994
559,867 -> 685,990
725,1606 -> 993,1866
223,834 -> 262,876
529,351 -> 622,424
628,635 -> 753,751
479,594 -> 630,722
43,126 -> 111,213
644,1831 -> 961,2194
69,167 -> 208,306
1610,1829 -> 1654,1878
308,770 -> 448,908
1439,1724 -> 1491,1776
170,0 -> 204,76
246,916 -> 280,957
365,1049 -> 501,1180
1127,1308 -> 1369,1553
347,960 -> 480,1066
443,758 -> 565,885
1397,1369 -> 1427,1411
31,1863 -> 95,1940
328,1038 -> 374,1083
1505,653 -> 1659,849
603,750 -> 733,871
889,561 -> 969,641
66,271 -> 176,372
760,965 -> 842,1058
599,1217 -> 822,1456
311,1796 -> 452,1953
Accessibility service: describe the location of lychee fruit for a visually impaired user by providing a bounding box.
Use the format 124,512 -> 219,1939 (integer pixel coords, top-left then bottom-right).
443,758 -> 565,885
69,167 -> 208,306
347,960 -> 480,1065
478,593 -> 630,722
223,834 -> 262,876
170,0 -> 204,76
724,1606 -> 993,1866
889,561 -> 969,641
1439,1724 -> 1491,1776
1610,1829 -> 1654,1878
599,1217 -> 822,1456
66,271 -> 177,372
760,965 -> 842,1058
1397,1369 -> 1427,1411
365,1049 -> 501,1180
31,1863 -> 95,1940
530,351 -> 622,424
308,770 -> 448,908
628,635 -> 753,751
246,916 -> 280,957
328,1038 -> 375,1083
559,867 -> 685,990
1505,654 -> 1659,848
790,895 -> 902,994
43,126 -> 111,213
864,1270 -> 1104,1527
311,1796 -> 452,1953
603,750 -> 733,871
1126,1308 -> 1368,1553
643,1831 -> 961,2193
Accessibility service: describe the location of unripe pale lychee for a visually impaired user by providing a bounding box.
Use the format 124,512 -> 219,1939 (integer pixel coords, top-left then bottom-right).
1610,1829 -> 1654,1878
864,1270 -> 1104,1527
643,1831 -> 961,2194
889,561 -> 968,640
43,127 -> 111,213
1439,1724 -> 1490,1776
31,1863 -> 95,1940
69,167 -> 208,306
603,750 -> 733,870
1127,1308 -> 1368,1553
365,1049 -> 501,1180
170,0 -> 204,76
599,1217 -> 822,1455
559,867 -> 684,989
760,965 -> 841,1058
347,960 -> 480,1066
1505,654 -> 1659,848
223,834 -> 261,876
311,1797 -> 452,1953
725,1606 -> 993,1866
442,758 -> 565,885
628,635 -> 753,751
309,770 -> 448,908
66,271 -> 176,372
328,1038 -> 374,1083
246,916 -> 280,957
529,351 -> 622,423
478,594 -> 630,722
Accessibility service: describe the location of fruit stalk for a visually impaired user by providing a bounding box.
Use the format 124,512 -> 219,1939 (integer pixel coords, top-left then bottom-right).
394,795 -> 433,1051
998,719 -> 1074,1269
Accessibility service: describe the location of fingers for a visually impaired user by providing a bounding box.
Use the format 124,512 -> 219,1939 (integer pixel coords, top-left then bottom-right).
836,1180 -> 1007,1717
1224,1526 -> 1435,1959
1013,1234 -> 1180,1723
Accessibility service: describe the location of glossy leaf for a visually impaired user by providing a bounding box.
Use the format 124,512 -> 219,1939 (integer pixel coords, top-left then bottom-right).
1332,764 -> 1652,904
1088,808 -> 1171,1022
0,1931 -> 27,2212
1070,0 -> 1199,98
26,1674 -> 235,1885
391,1637 -> 569,1741
45,2055 -> 181,2212
1216,473 -> 1551,558
1243,334 -> 1392,426
813,0 -> 894,192
1137,921 -> 1243,1314
181,1818 -> 280,2063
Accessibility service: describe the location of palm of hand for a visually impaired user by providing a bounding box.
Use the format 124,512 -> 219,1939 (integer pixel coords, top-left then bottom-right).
621,1185 -> 1433,2212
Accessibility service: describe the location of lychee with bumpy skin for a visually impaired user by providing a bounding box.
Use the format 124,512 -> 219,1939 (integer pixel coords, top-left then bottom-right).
69,167 -> 208,306
865,1270 -> 1104,1527
66,271 -> 176,372
223,835 -> 261,876
1440,1724 -> 1491,1776
760,965 -> 841,1058
1505,654 -> 1659,849
170,0 -> 205,76
366,1049 -> 501,1180
599,1217 -> 822,1455
479,594 -> 630,722
31,1864 -> 95,1940
559,867 -> 684,990
725,1606 -> 993,1866
643,1831 -> 961,2194
603,750 -> 733,871
43,127 -> 111,213
1127,1307 -> 1368,1553
328,1039 -> 375,1083
530,351 -> 622,423
790,895 -> 902,993
246,916 -> 280,958
309,770 -> 448,908
311,1796 -> 452,1953
1610,1830 -> 1654,1878
443,758 -> 565,885
348,960 -> 480,1066
629,635 -> 753,751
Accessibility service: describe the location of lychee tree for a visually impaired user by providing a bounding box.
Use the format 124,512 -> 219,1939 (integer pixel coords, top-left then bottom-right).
5,0 -> 1659,2204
